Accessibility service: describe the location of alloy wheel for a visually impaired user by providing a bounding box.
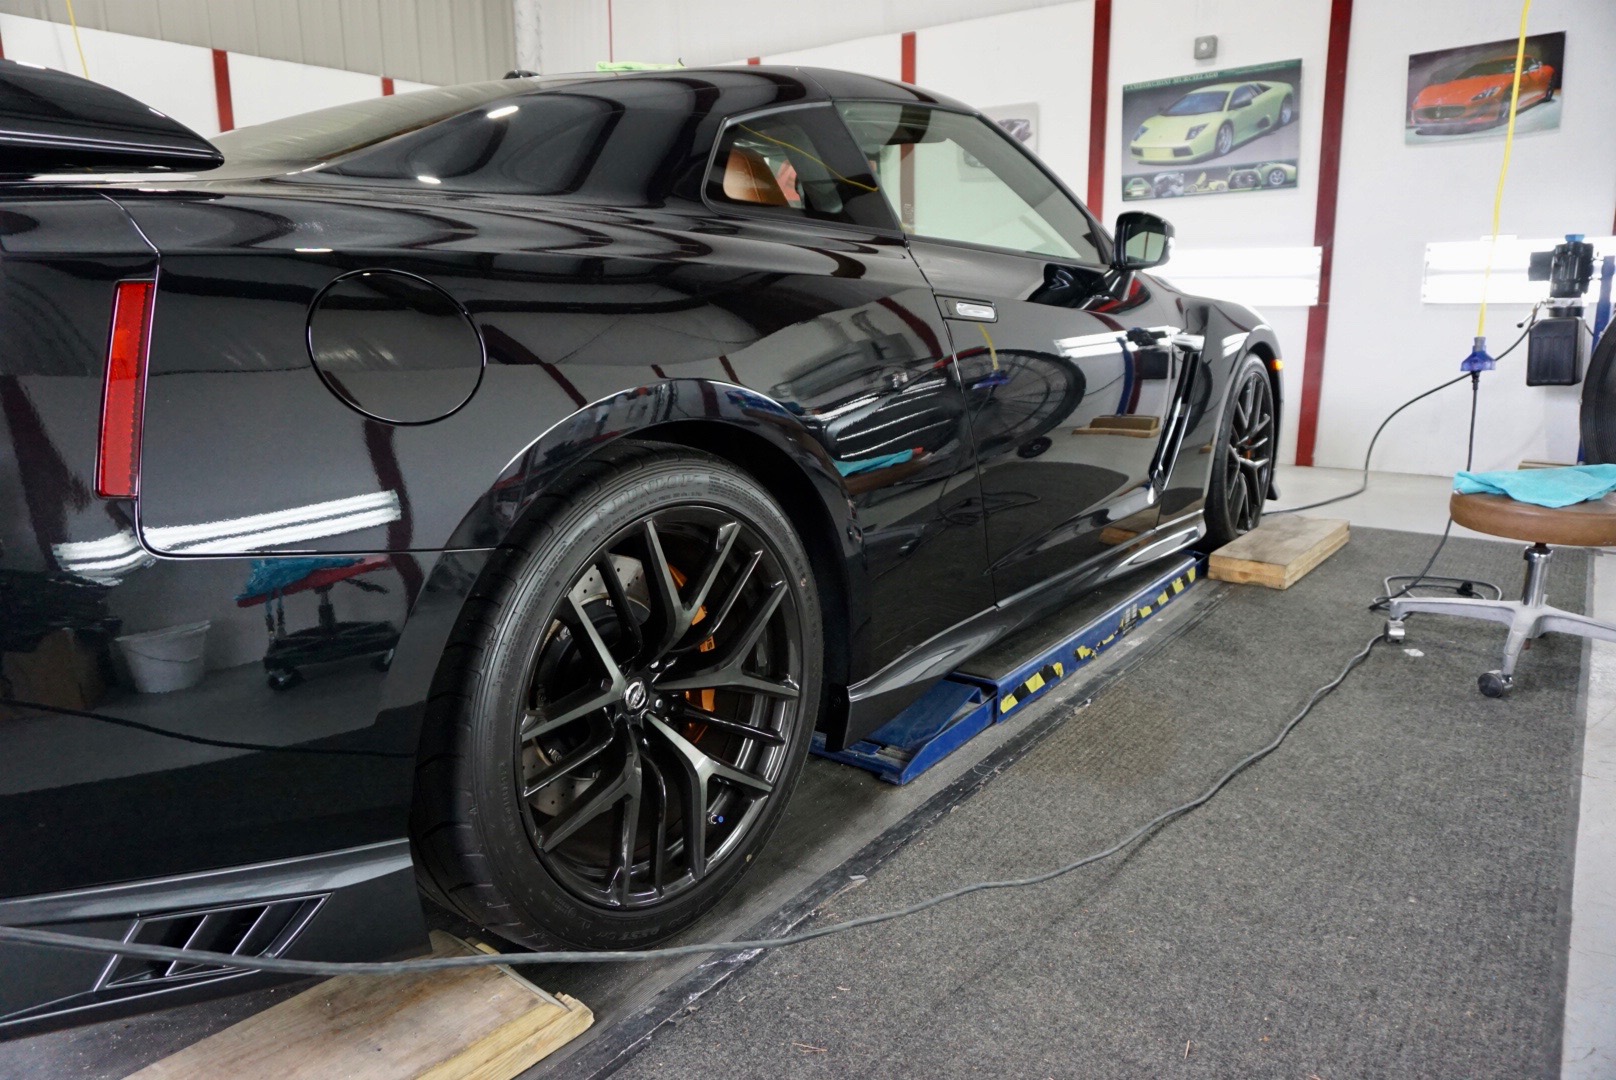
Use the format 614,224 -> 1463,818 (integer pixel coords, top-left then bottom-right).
1215,124 -> 1233,156
1221,368 -> 1275,534
515,507 -> 804,911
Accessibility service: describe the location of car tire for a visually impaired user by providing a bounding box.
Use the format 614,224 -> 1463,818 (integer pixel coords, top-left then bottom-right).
1279,96 -> 1294,126
1203,354 -> 1276,549
1266,168 -> 1288,188
411,440 -> 822,949
1214,123 -> 1234,157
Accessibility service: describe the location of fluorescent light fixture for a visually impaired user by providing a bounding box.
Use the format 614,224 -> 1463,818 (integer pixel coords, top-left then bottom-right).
294,247 -> 333,254
1422,235 -> 1616,304
1159,246 -> 1322,308
486,105 -> 519,119
416,174 -> 442,185
145,491 -> 402,554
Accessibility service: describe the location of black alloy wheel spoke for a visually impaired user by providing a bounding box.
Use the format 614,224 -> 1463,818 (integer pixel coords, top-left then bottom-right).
594,552 -> 643,663
671,699 -> 786,746
539,734 -> 641,853
641,752 -> 672,894
606,753 -> 643,908
520,683 -> 620,742
523,720 -> 615,797
654,581 -> 799,699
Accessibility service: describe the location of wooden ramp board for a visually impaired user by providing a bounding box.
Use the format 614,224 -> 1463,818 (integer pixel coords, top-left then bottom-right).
130,931 -> 592,1080
1209,515 -> 1349,590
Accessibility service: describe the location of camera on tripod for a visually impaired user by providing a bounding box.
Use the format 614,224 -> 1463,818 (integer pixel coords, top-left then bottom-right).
1525,234 -> 1594,386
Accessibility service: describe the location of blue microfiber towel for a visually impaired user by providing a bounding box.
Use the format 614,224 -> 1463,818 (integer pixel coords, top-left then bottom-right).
1453,464 -> 1616,509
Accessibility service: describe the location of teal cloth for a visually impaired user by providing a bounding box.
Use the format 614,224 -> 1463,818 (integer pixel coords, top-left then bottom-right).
1453,464 -> 1616,509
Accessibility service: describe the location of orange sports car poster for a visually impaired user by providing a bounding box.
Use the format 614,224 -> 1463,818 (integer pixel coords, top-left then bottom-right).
1406,31 -> 1564,144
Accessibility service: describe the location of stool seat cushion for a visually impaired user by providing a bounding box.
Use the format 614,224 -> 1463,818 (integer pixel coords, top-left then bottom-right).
1451,490 -> 1616,547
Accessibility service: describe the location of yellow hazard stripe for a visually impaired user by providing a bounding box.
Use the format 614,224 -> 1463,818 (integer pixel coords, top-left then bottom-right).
1000,694 -> 1017,713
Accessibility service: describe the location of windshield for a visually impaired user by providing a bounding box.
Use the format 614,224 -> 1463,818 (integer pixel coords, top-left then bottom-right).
1458,58 -> 1527,78
1162,90 -> 1229,116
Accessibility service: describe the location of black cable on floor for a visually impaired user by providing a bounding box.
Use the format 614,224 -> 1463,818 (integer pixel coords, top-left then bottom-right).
1272,321 -> 1533,517
0,636 -> 1385,976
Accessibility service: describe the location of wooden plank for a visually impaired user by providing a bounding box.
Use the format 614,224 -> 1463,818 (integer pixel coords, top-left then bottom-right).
130,932 -> 592,1080
1075,414 -> 1161,438
1209,515 -> 1349,590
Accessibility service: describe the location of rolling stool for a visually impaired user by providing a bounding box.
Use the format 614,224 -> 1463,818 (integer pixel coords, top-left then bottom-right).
1384,320 -> 1616,696
1384,492 -> 1616,696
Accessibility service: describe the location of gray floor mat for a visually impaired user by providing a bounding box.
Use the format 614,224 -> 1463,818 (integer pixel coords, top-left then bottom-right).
615,527 -> 1588,1079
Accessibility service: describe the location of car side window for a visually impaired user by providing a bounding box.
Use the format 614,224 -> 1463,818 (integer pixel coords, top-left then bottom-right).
835,101 -> 1102,265
1230,85 -> 1258,108
705,106 -> 892,228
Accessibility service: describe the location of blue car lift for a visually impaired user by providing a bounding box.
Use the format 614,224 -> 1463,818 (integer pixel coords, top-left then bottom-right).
812,553 -> 1207,784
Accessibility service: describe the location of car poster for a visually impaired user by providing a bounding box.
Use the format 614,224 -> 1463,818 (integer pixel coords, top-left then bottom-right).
1405,32 -> 1563,145
1121,59 -> 1302,202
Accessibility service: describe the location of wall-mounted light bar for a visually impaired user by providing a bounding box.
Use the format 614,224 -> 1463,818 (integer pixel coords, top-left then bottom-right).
1159,246 -> 1322,308
1422,235 -> 1616,305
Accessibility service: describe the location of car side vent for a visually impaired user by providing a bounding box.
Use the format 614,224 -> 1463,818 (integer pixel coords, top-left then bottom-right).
96,896 -> 323,990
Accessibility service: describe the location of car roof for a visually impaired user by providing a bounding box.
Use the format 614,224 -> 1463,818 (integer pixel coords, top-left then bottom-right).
523,64 -> 976,112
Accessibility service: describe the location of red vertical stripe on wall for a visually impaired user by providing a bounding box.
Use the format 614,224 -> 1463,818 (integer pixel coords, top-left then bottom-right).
747,57 -> 760,65
1086,0 -> 1112,217
900,32 -> 917,230
211,49 -> 234,133
1295,0 -> 1353,467
381,76 -> 395,95
0,26 -> 6,60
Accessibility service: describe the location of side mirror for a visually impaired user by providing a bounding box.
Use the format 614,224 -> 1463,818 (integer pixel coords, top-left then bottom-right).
1113,211 -> 1174,271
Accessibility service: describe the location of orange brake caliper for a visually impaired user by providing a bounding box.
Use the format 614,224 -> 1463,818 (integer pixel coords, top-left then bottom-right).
666,564 -> 716,738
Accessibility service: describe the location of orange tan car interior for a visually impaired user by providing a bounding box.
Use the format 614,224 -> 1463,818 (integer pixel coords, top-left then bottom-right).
722,147 -> 789,206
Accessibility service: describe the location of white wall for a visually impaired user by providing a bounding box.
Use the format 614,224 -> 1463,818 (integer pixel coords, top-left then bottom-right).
1320,0 -> 1616,474
537,0 -> 1080,72
1109,0 -> 1329,464
0,13 -> 431,137
0,15 -> 220,134
914,4 -> 1094,203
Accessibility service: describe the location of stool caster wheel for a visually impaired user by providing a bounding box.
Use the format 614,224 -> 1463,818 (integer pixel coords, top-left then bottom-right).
1384,619 -> 1406,644
268,668 -> 303,692
1478,670 -> 1513,698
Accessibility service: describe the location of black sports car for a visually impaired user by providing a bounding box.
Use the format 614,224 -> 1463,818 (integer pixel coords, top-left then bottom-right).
0,60 -> 1280,1033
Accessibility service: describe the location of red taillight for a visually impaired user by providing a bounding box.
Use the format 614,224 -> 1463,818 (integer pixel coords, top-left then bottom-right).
96,280 -> 156,498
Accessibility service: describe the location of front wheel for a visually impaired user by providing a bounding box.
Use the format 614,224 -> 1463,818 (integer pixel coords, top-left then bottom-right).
411,442 -> 822,949
1203,355 -> 1276,549
1214,123 -> 1234,158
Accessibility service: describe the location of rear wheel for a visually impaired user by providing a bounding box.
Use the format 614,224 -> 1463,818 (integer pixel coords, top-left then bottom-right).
1278,96 -> 1295,126
1204,355 -> 1276,548
412,442 -> 822,948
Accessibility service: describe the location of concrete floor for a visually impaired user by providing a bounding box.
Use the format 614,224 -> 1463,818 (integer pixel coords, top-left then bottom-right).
1274,464 -> 1614,1079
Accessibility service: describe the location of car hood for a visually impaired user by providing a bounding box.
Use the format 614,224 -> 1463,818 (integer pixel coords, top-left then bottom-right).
1414,74 -> 1512,107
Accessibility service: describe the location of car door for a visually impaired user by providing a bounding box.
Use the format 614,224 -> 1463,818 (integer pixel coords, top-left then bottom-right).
1229,84 -> 1263,142
835,101 -> 1193,602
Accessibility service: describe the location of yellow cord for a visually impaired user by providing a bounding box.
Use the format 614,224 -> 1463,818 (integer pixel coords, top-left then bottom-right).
62,0 -> 89,78
1475,0 -> 1534,339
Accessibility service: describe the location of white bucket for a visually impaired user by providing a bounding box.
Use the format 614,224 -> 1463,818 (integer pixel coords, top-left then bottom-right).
116,621 -> 211,694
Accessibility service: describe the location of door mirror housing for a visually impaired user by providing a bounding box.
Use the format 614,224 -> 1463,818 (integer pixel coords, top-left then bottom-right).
1113,211 -> 1174,271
